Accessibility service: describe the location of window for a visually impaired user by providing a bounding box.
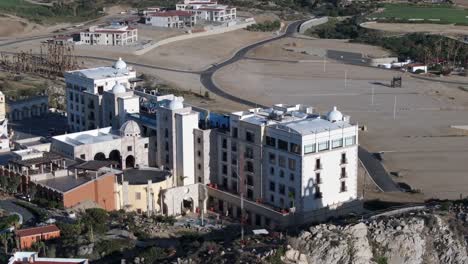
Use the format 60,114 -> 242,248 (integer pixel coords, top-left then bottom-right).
223,178 -> 228,188
269,153 -> 276,164
247,175 -> 253,186
222,165 -> 227,175
232,170 -> 237,178
280,170 -> 285,178
127,146 -> 132,151
341,153 -> 347,164
231,142 -> 237,152
164,128 -> 169,138
290,143 -> 300,154
288,187 -> 296,199
315,173 -> 321,184
197,150 -> 201,157
279,184 -> 285,195
80,154 -> 85,159
231,157 -> 237,165
269,181 -> 276,192
232,127 -> 238,138
144,143 -> 149,149
315,159 -> 322,170
341,167 -> 347,178
288,158 -> 296,171
246,131 -> 254,142
345,136 -> 356,146
340,181 -> 347,192
278,155 -> 286,168
314,186 -> 322,199
270,167 -> 275,176
222,138 -> 227,149
198,163 -> 201,170
290,173 -> 295,182
278,139 -> 288,151
244,147 -> 253,159
245,161 -> 254,173
318,141 -> 329,151
332,138 -> 343,149
222,151 -> 227,162
247,189 -> 253,199
165,141 -> 169,151
232,180 -> 238,191
197,137 -> 201,144
270,194 -> 275,203
266,136 -> 276,147
304,144 -> 316,154
136,192 -> 141,200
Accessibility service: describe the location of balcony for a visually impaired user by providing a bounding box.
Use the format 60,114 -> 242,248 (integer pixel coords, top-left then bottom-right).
340,173 -> 347,179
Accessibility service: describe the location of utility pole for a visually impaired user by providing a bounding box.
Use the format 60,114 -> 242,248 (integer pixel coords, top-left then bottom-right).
323,57 -> 326,72
393,96 -> 397,120
345,70 -> 348,89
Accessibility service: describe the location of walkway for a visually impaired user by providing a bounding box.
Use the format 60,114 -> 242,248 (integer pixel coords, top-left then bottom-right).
358,147 -> 401,192
0,198 -> 35,224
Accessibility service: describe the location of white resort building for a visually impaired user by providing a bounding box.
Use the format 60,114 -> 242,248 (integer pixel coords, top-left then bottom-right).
61,58 -> 361,227
145,10 -> 196,28
0,91 -> 10,152
64,58 -> 138,132
176,0 -> 236,22
80,24 -> 138,46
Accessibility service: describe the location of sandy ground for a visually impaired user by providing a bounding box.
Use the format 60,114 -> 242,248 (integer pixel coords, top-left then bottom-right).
454,0 -> 468,8
214,53 -> 468,200
0,15 -> 70,39
361,22 -> 468,35
247,37 -> 391,61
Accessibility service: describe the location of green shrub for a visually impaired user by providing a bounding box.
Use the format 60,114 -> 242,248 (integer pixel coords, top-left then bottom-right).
246,20 -> 281,32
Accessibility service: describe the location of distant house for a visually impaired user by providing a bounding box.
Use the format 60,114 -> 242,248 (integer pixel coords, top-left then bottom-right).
15,224 -> 60,249
176,0 -> 237,22
145,10 -> 196,28
8,251 -> 88,264
80,24 -> 138,46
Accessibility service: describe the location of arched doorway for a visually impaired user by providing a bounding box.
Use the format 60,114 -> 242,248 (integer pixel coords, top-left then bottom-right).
109,150 -> 121,168
125,155 -> 135,168
94,152 -> 106,161
182,197 -> 194,214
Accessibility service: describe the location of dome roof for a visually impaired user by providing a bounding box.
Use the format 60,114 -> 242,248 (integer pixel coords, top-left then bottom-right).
111,82 -> 126,94
120,120 -> 141,137
113,57 -> 127,70
327,106 -> 343,122
168,97 -> 184,110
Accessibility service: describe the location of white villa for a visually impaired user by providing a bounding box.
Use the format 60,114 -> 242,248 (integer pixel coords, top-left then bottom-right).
80,24 -> 137,46
145,10 -> 196,28
176,0 -> 236,22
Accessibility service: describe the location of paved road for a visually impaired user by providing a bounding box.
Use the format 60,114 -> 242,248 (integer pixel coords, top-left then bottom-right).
200,20 -> 305,108
358,147 -> 401,192
0,199 -> 35,224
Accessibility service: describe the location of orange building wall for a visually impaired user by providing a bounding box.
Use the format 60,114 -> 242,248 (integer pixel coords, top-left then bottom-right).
19,231 -> 61,249
63,174 -> 116,211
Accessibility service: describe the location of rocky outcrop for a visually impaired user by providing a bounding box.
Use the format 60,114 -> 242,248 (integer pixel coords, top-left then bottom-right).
285,212 -> 468,264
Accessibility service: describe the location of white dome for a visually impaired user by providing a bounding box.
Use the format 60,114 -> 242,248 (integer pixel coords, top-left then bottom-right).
168,97 -> 184,110
113,57 -> 127,70
327,106 -> 343,122
120,120 -> 141,137
112,82 -> 126,94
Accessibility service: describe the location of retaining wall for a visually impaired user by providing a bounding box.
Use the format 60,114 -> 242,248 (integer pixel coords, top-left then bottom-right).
299,17 -> 329,34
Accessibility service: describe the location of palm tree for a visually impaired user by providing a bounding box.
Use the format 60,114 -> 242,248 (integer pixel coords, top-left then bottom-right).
33,241 -> 47,257
0,232 -> 10,254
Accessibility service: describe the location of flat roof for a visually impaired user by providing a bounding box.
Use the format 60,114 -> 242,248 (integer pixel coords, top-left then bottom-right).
278,119 -> 352,135
53,127 -> 121,146
66,66 -> 133,80
35,172 -> 116,193
71,160 -> 118,171
118,169 -> 170,185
